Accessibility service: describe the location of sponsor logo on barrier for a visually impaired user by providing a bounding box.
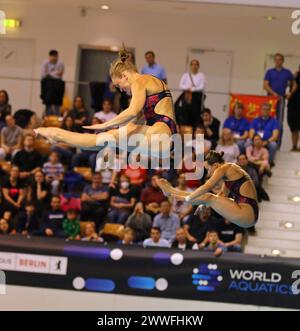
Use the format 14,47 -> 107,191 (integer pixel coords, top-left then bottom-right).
0,252 -> 68,275
192,265 -> 300,296
192,264 -> 223,292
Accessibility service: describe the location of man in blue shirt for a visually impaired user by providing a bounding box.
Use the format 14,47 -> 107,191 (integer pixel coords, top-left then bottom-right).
223,102 -> 249,153
264,53 -> 297,146
141,51 -> 167,83
249,103 -> 280,164
153,200 -> 180,244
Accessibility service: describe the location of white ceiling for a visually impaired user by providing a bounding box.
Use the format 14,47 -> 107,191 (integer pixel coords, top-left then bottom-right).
0,0 -> 297,20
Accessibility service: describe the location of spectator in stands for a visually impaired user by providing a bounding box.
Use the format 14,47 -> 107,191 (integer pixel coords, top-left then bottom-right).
119,163 -> 148,190
178,59 -> 205,128
141,51 -> 167,82
193,125 -> 212,153
246,134 -> 271,176
174,89 -> 194,127
223,102 -> 249,153
287,68 -> 300,151
108,175 -> 136,224
216,218 -> 244,252
80,172 -> 109,228
153,200 -> 180,243
62,209 -> 80,240
143,227 -> 170,248
81,222 -> 104,242
249,103 -> 279,165
52,115 -> 76,166
171,228 -> 193,250
41,195 -> 65,237
179,59 -> 206,92
237,154 -> 269,202
42,151 -> 64,195
119,227 -> 135,245
125,202 -> 152,242
203,230 -> 226,257
201,108 -> 220,149
0,211 -> 14,235
27,170 -> 52,216
0,90 -> 12,130
237,154 -> 259,188
41,50 -> 65,116
94,99 -> 116,123
2,166 -> 26,216
12,134 -> 42,181
69,96 -> 90,132
0,115 -> 23,161
141,175 -> 166,218
216,128 -> 240,163
264,53 -> 297,146
41,49 -> 64,80
0,218 -> 10,235
17,203 -> 40,236
184,206 -> 216,246
171,174 -> 193,222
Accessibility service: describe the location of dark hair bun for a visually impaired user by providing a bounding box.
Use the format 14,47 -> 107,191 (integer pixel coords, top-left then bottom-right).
205,150 -> 225,165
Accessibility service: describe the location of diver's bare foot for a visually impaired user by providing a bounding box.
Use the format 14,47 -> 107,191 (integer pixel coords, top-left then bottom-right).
156,178 -> 173,197
34,127 -> 59,144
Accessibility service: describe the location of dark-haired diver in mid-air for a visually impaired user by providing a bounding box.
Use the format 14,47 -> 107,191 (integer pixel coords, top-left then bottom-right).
157,150 -> 259,228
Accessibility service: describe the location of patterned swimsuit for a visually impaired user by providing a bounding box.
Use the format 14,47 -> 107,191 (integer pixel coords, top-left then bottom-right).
142,80 -> 177,134
224,174 -> 259,223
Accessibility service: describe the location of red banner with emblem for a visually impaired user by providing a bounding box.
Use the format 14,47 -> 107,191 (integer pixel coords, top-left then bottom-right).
229,94 -> 279,121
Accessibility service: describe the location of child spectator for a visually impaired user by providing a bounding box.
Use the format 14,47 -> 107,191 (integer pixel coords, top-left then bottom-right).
63,209 -> 80,240
203,231 -> 226,257
42,151 -> 64,195
81,222 -> 103,242
119,227 -> 135,245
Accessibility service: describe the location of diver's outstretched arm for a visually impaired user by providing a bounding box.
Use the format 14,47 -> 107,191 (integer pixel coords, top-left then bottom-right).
83,79 -> 146,131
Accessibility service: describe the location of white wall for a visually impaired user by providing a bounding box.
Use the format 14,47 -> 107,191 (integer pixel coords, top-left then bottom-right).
0,3 -> 299,149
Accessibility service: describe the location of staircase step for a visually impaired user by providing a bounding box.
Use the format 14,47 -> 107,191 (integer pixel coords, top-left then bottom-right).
267,177 -> 300,188
255,228 -> 300,240
247,237 -> 300,250
258,211 -> 300,223
245,245 -> 300,258
259,202 -> 300,213
256,220 -> 300,232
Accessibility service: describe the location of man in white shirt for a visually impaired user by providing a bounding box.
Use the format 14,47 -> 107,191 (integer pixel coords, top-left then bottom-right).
94,99 -> 117,123
143,227 -> 170,248
41,49 -> 64,79
179,59 -> 206,92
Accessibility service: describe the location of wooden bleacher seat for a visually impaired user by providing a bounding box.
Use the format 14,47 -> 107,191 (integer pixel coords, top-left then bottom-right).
42,116 -> 61,127
0,161 -> 12,173
34,139 -> 52,156
100,223 -> 125,241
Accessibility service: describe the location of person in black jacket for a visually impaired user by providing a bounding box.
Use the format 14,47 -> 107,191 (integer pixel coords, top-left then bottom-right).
201,108 -> 220,149
172,227 -> 194,250
17,203 -> 40,236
